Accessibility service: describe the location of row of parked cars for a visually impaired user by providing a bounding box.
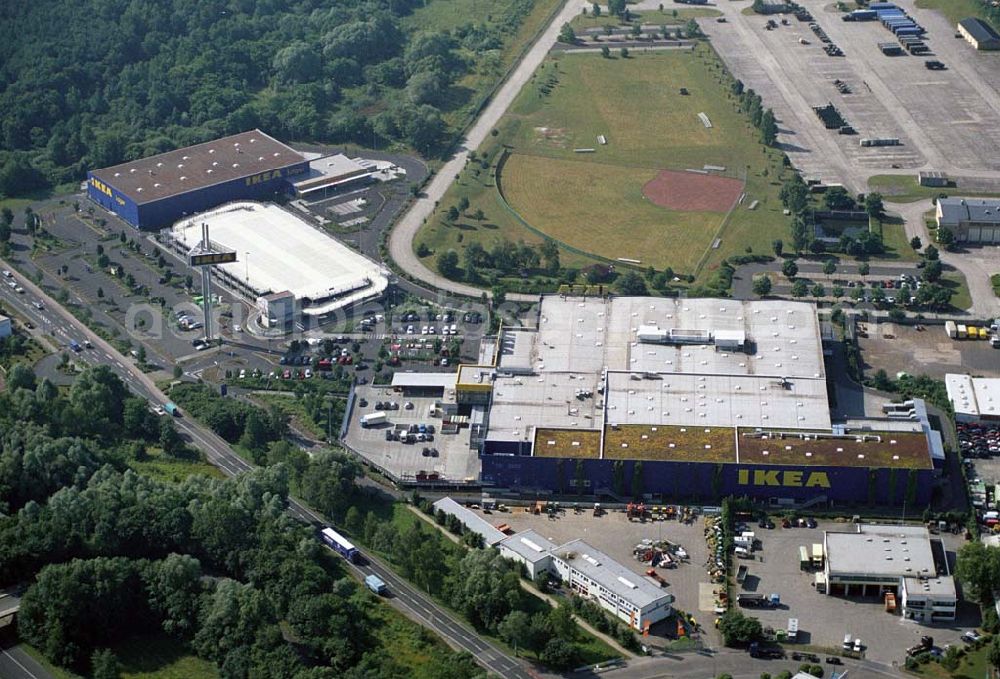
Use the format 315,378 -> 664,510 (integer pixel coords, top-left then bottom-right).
959,422 -> 1000,459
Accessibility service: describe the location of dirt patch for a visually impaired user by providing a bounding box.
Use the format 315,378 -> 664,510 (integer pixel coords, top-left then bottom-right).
642,170 -> 743,212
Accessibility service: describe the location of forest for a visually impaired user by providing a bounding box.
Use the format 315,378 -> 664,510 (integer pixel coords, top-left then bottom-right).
0,0 -> 542,196
0,364 -> 487,678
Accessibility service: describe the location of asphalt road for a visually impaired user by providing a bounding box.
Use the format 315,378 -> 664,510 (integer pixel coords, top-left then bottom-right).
0,643 -> 52,679
387,0 -> 581,303
0,257 -> 536,679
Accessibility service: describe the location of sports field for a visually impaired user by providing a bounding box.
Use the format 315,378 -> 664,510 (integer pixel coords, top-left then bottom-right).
417,45 -> 789,280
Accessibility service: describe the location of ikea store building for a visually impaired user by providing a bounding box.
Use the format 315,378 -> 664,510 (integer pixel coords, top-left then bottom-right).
86,130 -> 309,230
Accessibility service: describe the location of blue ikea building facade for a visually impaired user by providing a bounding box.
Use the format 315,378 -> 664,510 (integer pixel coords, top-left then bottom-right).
480,454 -> 934,507
86,130 -> 309,230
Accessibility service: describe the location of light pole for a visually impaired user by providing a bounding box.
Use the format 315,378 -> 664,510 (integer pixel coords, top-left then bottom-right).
245,251 -> 250,286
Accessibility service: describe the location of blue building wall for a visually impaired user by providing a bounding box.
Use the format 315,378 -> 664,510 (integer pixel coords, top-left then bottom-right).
480,455 -> 933,507
87,173 -> 139,227
88,161 -> 309,230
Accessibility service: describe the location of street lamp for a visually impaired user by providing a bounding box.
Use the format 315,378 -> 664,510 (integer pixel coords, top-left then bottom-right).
245,251 -> 250,285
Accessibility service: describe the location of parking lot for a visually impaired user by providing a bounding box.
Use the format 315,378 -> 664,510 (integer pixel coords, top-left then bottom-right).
704,0 -> 1000,188
858,322 -> 1000,380
345,387 -> 482,482
733,519 -> 974,664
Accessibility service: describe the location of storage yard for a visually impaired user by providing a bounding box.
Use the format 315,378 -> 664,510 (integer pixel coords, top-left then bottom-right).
704,0 -> 1000,188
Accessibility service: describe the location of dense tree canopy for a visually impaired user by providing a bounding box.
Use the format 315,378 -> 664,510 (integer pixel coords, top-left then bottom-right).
0,0 -> 542,195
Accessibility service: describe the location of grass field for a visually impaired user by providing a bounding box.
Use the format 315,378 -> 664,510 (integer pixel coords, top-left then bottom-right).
417,46 -> 789,280
915,0 -> 992,26
992,273 -> 1000,297
570,7 -> 721,30
869,174 -> 1000,203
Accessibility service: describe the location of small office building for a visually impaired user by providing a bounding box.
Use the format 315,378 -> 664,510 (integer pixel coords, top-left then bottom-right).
958,17 -> 1000,50
498,530 -> 559,579
824,525 -> 956,623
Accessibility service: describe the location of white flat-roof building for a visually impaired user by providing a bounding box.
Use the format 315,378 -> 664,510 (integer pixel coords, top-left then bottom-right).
432,497 -> 507,546
291,154 -> 374,198
552,540 -> 673,631
497,530 -> 558,579
824,525 -> 955,623
0,315 -> 10,340
170,202 -> 389,318
946,374 -> 1000,423
495,530 -> 673,630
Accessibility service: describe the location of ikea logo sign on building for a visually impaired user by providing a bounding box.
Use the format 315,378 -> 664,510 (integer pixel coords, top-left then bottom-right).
737,469 -> 831,488
245,169 -> 283,187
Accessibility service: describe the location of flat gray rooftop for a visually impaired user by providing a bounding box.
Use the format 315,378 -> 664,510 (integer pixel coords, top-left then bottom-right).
499,530 -> 559,563
530,297 -> 825,379
826,525 -> 937,578
605,371 -> 831,430
488,372 -> 602,442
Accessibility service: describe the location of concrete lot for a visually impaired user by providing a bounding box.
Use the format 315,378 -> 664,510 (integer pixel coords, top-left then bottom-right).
736,519 -> 977,664
702,0 -> 1000,189
456,505 -> 721,646
345,386 -> 481,482
858,322 -> 1000,379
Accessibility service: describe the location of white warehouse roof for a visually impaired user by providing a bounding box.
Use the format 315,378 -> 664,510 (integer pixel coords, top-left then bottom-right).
946,374 -> 1000,420
432,498 -> 506,546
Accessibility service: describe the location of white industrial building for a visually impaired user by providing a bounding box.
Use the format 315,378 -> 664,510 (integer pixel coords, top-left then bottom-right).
170,202 -> 389,319
946,374 -> 1000,423
823,525 -> 956,623
431,497 -> 507,546
291,154 -> 374,199
0,315 -> 10,340
498,530 -> 559,579
935,197 -> 1000,243
497,529 -> 673,631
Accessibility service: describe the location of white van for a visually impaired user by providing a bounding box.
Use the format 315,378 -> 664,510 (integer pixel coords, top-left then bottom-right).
734,546 -> 752,559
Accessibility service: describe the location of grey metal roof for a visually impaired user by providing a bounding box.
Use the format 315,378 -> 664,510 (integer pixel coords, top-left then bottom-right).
432,498 -> 507,545
826,525 -> 937,578
937,197 -> 1000,226
555,539 -> 673,610
498,530 -> 559,563
959,17 -> 1000,45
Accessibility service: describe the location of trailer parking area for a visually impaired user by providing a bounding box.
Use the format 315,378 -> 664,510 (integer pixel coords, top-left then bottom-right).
858,322 -> 1000,380
703,0 -> 1000,189
733,519 -> 973,664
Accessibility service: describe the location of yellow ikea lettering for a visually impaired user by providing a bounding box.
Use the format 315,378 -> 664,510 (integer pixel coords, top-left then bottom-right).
753,470 -> 780,486
737,469 -> 831,489
783,471 -> 802,487
245,169 -> 283,187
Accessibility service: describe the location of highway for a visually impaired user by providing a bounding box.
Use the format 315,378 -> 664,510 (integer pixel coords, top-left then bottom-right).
0,258 -> 537,679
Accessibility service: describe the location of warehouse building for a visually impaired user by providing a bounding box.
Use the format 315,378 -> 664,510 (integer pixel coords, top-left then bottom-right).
935,197 -> 1000,243
432,497 -> 507,546
476,296 -> 939,506
87,130 -> 309,230
170,202 -> 388,319
497,531 -> 673,630
823,525 -> 956,623
290,154 -> 375,199
946,374 -> 1000,423
958,17 -> 1000,50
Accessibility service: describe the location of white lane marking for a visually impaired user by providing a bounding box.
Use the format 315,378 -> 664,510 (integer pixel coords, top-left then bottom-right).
1,649 -> 40,679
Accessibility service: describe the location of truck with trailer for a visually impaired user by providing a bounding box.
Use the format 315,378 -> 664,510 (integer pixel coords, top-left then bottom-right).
749,642 -> 785,659
946,321 -> 958,338
787,618 -> 799,643
365,574 -> 388,595
361,411 -> 387,427
320,526 -> 359,563
799,545 -> 810,570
